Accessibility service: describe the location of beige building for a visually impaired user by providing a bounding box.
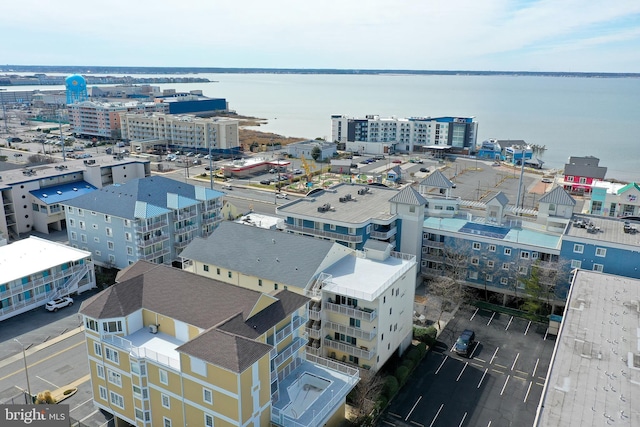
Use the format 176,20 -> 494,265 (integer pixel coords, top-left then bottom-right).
80,261 -> 358,427
180,222 -> 417,372
119,112 -> 239,153
68,101 -> 168,138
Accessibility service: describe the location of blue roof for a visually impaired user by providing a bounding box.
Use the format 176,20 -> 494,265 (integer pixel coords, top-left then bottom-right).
31,181 -> 97,204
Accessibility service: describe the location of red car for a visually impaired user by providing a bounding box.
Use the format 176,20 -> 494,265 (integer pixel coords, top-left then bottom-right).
392,159 -> 402,164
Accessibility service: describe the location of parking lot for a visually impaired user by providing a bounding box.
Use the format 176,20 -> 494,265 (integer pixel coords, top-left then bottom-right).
380,306 -> 556,427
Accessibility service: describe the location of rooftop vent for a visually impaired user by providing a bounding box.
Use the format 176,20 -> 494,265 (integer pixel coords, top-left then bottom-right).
317,203 -> 331,212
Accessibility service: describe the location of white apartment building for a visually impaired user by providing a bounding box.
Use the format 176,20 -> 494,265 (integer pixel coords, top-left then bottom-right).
0,236 -> 95,321
68,101 -> 168,138
331,114 -> 478,154
119,113 -> 240,153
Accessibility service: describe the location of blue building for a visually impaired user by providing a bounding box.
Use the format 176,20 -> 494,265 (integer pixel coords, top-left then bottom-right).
156,91 -> 228,116
61,176 -> 224,269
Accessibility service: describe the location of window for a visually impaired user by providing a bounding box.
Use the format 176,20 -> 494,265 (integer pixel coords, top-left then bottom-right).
488,245 -> 496,252
80,234 -> 87,243
468,271 -> 478,280
159,369 -> 168,385
78,208 -> 84,216
106,227 -> 113,237
566,176 -> 574,182
348,227 -> 356,235
518,266 -> 528,274
127,247 -> 134,256
94,342 -> 102,356
105,215 -> 111,223
108,369 -> 122,387
485,274 -> 493,282
69,218 -> 75,227
487,260 -> 495,268
504,248 -> 512,256
472,242 -> 481,250
471,257 -> 479,265
409,206 -> 416,213
500,277 -> 509,285
125,232 -> 132,242
205,413 -> 214,427
258,279 -> 262,287
161,393 -> 170,409
573,244 -> 584,254
86,318 -> 99,332
274,283 -> 278,290
96,364 -> 105,379
163,417 -> 172,427
99,386 -> 107,401
216,268 -> 220,275
110,391 -> 124,409
593,263 -> 604,272
68,207 -> 75,214
571,260 -> 582,269
203,265 -> 209,272
105,347 -> 119,364
91,211 -> 97,216
329,224 -> 336,231
70,231 -> 77,240
595,248 -> 607,257
124,219 -> 131,227
103,321 -> 123,333
366,224 -> 371,234
107,241 -> 114,250
520,251 -> 530,259
203,388 -> 213,404
349,318 -> 361,328
79,221 -> 85,230
227,271 -> 232,278
502,263 -> 509,270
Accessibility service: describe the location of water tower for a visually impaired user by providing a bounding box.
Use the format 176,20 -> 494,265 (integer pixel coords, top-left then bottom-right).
65,74 -> 88,104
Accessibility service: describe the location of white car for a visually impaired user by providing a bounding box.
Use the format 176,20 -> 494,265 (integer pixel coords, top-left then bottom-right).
45,297 -> 73,312
276,193 -> 288,199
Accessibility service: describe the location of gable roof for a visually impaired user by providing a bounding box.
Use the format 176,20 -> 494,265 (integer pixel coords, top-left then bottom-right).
539,186 -> 576,206
486,191 -> 509,207
617,182 -> 640,195
62,176 -> 223,218
419,170 -> 454,188
179,222 -> 340,289
389,185 -> 427,206
80,262 -> 309,373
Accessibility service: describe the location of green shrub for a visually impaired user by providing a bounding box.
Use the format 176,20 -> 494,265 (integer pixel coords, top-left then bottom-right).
376,395 -> 388,411
383,376 -> 399,399
401,358 -> 414,371
416,342 -> 428,358
395,366 -> 410,386
406,348 -> 421,363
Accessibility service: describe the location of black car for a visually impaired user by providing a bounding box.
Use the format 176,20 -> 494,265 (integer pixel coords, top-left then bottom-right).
454,329 -> 476,357
420,167 -> 429,173
260,179 -> 272,185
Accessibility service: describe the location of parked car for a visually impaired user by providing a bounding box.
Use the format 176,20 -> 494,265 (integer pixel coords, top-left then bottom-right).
45,297 -> 74,312
392,159 -> 402,164
276,193 -> 288,199
260,179 -> 272,185
542,178 -> 553,183
269,168 -> 277,173
420,167 -> 429,173
454,329 -> 476,357
293,168 -> 303,175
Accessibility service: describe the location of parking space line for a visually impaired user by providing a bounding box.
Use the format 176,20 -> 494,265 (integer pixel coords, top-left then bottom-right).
500,375 -> 511,395
410,421 -> 424,427
524,381 -> 533,402
475,357 -> 486,363
544,328 -> 549,340
470,342 -> 480,359
490,347 -> 499,364
470,307 -> 479,321
71,398 -> 94,412
382,421 -> 395,426
536,382 -> 545,386
515,369 -> 528,376
537,376 -> 546,382
524,321 -> 531,335
459,412 -> 468,427
428,403 -> 444,427
389,412 -> 402,419
487,312 -> 496,326
487,422 -> 492,427
505,316 -> 513,331
456,362 -> 468,381
435,356 -> 448,374
36,375 -> 58,389
513,375 -> 527,381
471,362 -> 484,369
77,409 -> 101,425
492,369 -> 505,375
511,353 -> 520,371
532,358 -> 539,378
478,368 -> 488,388
405,396 -> 423,421
495,363 -> 507,369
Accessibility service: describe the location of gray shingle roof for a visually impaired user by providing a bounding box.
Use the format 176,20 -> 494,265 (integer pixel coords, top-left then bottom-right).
563,163 -> 607,180
80,262 -> 309,372
419,170 -> 454,188
539,186 -> 576,206
389,186 -> 427,205
63,176 -> 223,218
487,191 -> 509,206
179,222 -> 340,289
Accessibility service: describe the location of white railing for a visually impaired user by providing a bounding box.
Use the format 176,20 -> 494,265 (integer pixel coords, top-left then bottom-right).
102,334 -> 180,370
50,263 -> 90,300
323,339 -> 375,360
324,320 -> 376,341
305,327 -> 322,339
370,226 -> 397,239
324,301 -> 377,322
135,219 -> 168,232
305,272 -> 332,299
275,315 -> 306,345
285,225 -> 363,243
305,346 -> 322,357
273,337 -> 306,368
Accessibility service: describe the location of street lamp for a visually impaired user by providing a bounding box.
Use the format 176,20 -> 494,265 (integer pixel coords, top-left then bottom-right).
14,339 -> 32,402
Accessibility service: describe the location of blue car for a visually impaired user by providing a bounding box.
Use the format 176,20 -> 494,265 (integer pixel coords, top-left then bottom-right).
454,329 -> 476,357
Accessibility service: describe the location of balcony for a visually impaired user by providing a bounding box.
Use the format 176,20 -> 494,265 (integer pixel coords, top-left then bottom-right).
422,239 -> 445,248
140,247 -> 170,261
136,233 -> 168,247
369,226 -> 397,240
275,315 -> 306,345
273,336 -> 306,369
135,219 -> 167,233
324,320 -> 376,341
421,252 -> 444,262
103,333 -> 180,370
286,224 -> 363,243
323,338 -> 375,360
324,301 -> 377,322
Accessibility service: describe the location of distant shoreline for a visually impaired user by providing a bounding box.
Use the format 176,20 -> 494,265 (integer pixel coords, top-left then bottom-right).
1,66 -> 639,79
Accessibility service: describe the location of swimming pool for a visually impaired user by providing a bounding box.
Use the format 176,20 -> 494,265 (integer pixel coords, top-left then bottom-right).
283,373 -> 332,419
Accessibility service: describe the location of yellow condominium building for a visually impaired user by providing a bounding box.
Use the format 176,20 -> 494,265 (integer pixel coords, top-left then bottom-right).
80,261 -> 358,427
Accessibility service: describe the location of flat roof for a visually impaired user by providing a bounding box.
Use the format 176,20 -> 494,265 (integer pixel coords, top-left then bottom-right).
321,252 -> 415,301
423,216 -> 562,250
0,236 -> 91,284
276,183 -> 398,226
31,181 -> 97,204
126,328 -> 182,370
535,270 -> 640,426
565,214 -> 640,247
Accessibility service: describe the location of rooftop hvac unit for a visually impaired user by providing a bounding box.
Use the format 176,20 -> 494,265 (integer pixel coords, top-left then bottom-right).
149,324 -> 158,334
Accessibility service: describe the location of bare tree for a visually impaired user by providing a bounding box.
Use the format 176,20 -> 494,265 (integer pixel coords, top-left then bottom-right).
351,369 -> 385,423
426,276 -> 468,330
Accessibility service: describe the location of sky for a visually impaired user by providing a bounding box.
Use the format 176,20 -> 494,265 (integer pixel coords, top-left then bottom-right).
2,0 -> 640,72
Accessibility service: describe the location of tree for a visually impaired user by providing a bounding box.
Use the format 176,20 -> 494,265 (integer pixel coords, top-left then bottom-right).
521,258 -> 571,317
311,145 -> 321,161
351,369 -> 385,424
425,275 -> 468,330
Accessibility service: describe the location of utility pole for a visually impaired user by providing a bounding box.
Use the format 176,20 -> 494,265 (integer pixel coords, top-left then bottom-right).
1,89 -> 9,134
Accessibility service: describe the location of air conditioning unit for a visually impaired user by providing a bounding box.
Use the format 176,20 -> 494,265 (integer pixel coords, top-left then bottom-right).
149,324 -> 158,334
